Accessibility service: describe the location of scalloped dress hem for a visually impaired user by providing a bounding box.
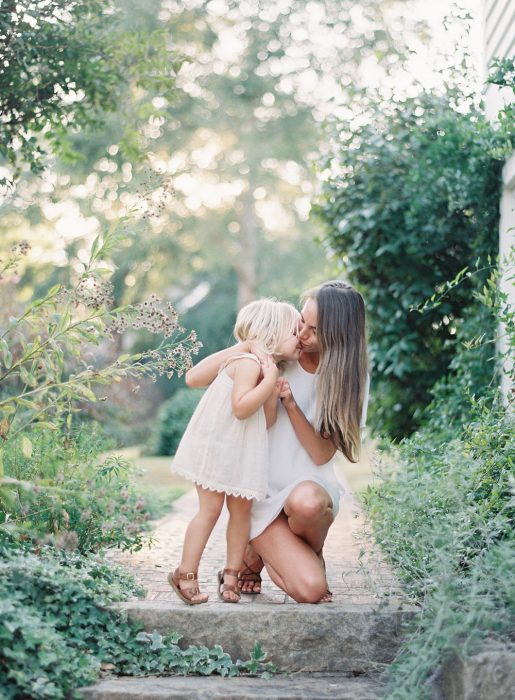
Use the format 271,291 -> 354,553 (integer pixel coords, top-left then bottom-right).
172,465 -> 264,501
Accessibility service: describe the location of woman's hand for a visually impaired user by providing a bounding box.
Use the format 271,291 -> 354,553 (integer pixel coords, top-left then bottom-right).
277,377 -> 295,409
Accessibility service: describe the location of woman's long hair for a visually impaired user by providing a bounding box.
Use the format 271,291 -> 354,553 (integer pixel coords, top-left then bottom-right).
303,281 -> 368,463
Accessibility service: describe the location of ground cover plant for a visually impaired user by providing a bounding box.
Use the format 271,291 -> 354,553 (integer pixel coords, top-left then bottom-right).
0,546 -> 276,699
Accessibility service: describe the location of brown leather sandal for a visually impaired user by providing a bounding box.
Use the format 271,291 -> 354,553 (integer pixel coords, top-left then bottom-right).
217,568 -> 241,603
168,568 -> 208,605
238,559 -> 263,595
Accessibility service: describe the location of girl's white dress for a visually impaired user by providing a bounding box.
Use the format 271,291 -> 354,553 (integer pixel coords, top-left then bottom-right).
171,354 -> 268,501
249,361 -> 369,540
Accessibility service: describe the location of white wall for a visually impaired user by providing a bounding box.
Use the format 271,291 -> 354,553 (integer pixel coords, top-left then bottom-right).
483,0 -> 514,400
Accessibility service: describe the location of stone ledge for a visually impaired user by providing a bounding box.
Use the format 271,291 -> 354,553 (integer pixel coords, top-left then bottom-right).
441,644 -> 515,700
80,672 -> 387,700
117,601 -> 417,673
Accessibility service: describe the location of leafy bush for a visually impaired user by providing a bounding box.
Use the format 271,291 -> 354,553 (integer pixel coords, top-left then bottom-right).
364,401 -> 514,699
362,254 -> 514,698
314,88 -> 508,438
152,388 -> 204,456
1,425 -> 154,553
0,547 -> 275,699
0,230 -> 201,530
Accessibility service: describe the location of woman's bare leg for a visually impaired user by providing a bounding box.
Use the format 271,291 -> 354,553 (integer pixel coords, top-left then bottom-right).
223,495 -> 253,601
283,481 -> 334,554
239,481 -> 334,594
239,542 -> 262,593
251,513 -> 328,603
179,486 -> 225,602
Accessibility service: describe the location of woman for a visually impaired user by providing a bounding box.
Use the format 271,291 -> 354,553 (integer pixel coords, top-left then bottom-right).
185,280 -> 369,603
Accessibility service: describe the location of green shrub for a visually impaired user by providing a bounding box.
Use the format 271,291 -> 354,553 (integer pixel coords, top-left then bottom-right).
0,546 -> 275,699
314,89 -> 508,438
364,400 -> 514,699
1,425 -> 152,553
152,388 -> 204,456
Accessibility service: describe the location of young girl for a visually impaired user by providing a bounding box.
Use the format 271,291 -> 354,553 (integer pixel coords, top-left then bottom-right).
168,298 -> 301,604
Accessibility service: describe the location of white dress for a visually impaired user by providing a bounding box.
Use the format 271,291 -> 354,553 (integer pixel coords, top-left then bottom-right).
249,362 -> 369,540
171,354 -> 268,501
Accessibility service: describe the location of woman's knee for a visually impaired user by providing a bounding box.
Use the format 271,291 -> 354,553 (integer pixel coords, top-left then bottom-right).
288,570 -> 327,603
285,484 -> 332,522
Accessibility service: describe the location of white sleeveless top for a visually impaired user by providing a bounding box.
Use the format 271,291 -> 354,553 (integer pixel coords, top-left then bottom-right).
249,361 -> 369,540
171,353 -> 268,500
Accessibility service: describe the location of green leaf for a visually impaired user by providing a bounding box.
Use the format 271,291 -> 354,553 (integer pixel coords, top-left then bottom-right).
77,385 -> 97,402
21,436 -> 33,459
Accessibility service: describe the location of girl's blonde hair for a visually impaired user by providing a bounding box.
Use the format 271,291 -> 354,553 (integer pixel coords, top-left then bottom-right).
234,298 -> 300,354
302,281 -> 368,463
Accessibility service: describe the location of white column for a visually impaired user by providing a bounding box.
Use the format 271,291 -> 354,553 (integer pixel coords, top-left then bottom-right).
498,153 -> 515,402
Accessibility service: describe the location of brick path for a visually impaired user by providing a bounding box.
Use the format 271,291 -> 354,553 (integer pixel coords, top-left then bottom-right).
108,457 -> 404,606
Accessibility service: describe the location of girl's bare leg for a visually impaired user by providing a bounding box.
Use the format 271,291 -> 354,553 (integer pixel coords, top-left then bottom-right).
223,495 -> 253,601
251,513 -> 328,603
179,486 -> 225,602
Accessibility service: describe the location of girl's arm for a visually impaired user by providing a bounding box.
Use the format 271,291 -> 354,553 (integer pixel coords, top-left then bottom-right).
263,382 -> 280,428
185,342 -> 249,388
278,379 -> 337,465
231,358 -> 279,420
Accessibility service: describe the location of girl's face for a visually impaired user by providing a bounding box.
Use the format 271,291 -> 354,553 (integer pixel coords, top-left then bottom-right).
274,323 -> 301,361
299,298 -> 320,353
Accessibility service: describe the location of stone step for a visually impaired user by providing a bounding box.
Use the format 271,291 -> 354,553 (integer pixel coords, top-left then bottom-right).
80,672 -> 386,699
117,600 -> 414,674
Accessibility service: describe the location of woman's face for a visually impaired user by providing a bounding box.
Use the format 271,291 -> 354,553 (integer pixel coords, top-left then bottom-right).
299,298 -> 320,353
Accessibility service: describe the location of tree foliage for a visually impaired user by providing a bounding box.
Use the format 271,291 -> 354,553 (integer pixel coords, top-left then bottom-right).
0,0 -> 183,185
314,88 -> 507,437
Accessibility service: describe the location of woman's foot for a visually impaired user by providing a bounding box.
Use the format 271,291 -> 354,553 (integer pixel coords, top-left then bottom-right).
316,549 -> 333,603
217,568 -> 241,603
238,544 -> 263,593
168,568 -> 209,605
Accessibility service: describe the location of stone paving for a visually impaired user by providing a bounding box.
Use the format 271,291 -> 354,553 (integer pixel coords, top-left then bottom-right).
107,457 -> 404,606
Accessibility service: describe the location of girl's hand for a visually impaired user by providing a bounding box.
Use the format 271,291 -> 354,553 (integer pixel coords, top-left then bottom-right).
261,355 -> 279,384
277,377 -> 295,408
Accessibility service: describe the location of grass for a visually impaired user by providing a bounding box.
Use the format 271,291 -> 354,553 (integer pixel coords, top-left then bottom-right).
105,446 -> 191,521
335,435 -> 377,497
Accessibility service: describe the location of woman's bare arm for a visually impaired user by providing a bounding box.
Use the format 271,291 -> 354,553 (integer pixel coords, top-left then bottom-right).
278,379 -> 337,465
185,342 -> 249,388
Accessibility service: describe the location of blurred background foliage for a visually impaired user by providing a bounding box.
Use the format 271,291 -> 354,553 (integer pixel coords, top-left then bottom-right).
2,0 -> 441,443
0,0 -> 510,448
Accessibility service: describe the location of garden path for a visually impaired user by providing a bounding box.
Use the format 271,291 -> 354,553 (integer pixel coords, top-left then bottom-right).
107,457 -> 403,605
